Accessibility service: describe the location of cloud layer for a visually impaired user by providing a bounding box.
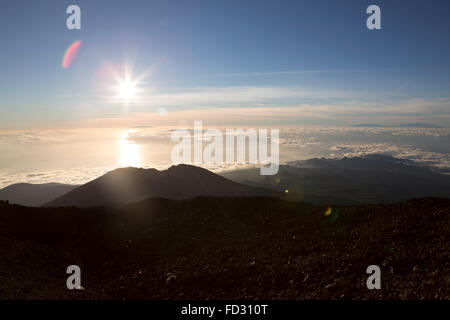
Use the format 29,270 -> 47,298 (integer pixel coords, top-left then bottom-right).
0,126 -> 449,188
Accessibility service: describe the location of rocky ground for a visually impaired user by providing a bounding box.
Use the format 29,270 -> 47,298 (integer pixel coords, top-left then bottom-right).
0,197 -> 448,299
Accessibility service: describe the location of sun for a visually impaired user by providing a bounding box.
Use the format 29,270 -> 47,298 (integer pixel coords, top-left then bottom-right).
105,62 -> 149,105
118,80 -> 137,102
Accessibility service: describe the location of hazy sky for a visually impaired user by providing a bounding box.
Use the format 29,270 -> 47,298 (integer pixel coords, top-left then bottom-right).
1,0 -> 449,128
1,1 -> 450,187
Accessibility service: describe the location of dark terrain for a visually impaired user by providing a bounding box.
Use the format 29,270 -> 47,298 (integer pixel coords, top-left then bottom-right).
0,196 -> 448,300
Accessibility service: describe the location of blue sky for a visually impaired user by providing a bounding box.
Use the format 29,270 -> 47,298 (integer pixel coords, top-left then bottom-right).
0,0 -> 449,128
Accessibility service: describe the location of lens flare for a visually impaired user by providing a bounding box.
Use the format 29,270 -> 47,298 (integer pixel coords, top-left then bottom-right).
325,207 -> 340,223
62,40 -> 82,69
157,107 -> 167,116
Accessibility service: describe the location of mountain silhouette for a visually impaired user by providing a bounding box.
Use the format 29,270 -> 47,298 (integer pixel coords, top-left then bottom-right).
221,155 -> 450,205
0,183 -> 78,207
44,164 -> 277,208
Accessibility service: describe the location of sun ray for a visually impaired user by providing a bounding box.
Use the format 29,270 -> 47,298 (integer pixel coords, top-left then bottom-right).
118,131 -> 141,167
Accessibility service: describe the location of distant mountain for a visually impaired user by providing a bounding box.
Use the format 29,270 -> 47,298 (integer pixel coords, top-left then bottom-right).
350,123 -> 443,128
44,164 -> 277,208
220,155 -> 450,205
0,183 -> 79,207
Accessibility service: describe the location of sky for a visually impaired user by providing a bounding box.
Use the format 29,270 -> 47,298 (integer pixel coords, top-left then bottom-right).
0,0 -> 449,128
0,0 -> 450,186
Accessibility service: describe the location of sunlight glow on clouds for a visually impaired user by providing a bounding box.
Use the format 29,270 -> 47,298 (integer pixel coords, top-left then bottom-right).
0,126 -> 449,188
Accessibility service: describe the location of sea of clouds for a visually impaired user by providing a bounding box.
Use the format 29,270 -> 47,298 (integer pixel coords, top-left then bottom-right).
0,126 -> 449,188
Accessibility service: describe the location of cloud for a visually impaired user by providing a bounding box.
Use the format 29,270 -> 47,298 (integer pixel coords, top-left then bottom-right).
130,125 -> 153,129
0,126 -> 448,189
26,173 -> 45,177
327,143 -> 450,171
0,163 -> 258,189
0,167 -> 114,189
83,90 -> 450,127
125,130 -> 171,144
130,86 -> 356,107
16,132 -> 66,144
206,69 -> 347,78
278,127 -> 450,172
